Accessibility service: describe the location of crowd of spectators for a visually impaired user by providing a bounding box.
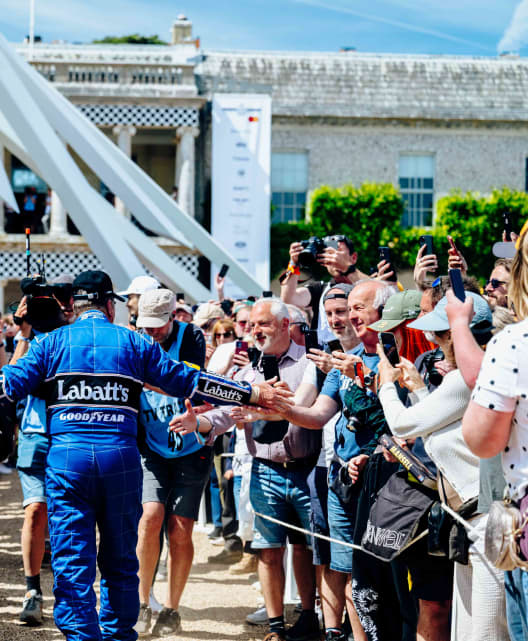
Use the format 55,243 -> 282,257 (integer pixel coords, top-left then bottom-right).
2,223 -> 528,641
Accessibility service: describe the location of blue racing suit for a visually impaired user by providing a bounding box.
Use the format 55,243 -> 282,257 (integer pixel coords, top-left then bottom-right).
1,309 -> 255,641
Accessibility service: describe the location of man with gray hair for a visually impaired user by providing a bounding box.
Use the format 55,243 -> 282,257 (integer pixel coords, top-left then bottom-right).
171,297 -> 322,641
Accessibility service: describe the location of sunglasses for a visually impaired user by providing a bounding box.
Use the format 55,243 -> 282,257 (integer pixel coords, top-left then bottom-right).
214,331 -> 234,338
486,279 -> 507,290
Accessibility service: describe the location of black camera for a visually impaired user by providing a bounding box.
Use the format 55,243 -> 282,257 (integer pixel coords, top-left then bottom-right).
16,276 -> 65,333
298,235 -> 348,270
421,349 -> 444,388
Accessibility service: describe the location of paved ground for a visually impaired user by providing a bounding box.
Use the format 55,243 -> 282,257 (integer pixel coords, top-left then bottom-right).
0,470 -> 285,641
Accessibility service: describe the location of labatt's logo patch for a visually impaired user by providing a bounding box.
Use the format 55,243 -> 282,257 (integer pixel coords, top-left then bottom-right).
201,380 -> 243,403
57,379 -> 130,402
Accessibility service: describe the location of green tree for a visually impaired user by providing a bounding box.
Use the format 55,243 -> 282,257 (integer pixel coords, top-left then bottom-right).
92,34 -> 167,45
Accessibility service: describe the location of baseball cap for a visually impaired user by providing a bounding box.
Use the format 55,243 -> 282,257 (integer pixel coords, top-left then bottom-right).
323,283 -> 354,303
368,290 -> 422,332
175,301 -> 193,316
117,275 -> 160,298
136,289 -> 176,328
194,302 -> 225,328
408,291 -> 492,333
73,270 -> 125,302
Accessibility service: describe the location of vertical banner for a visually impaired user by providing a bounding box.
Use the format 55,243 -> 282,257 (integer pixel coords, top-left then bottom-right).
212,94 -> 271,299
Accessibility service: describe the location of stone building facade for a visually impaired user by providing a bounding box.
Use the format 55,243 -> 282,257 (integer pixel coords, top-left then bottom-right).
2,17 -> 528,307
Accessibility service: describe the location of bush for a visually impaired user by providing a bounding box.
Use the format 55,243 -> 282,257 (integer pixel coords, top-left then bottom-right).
270,183 -> 404,278
270,184 -> 528,281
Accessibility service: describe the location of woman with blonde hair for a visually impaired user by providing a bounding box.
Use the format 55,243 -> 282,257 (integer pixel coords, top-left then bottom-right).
463,229 -> 528,640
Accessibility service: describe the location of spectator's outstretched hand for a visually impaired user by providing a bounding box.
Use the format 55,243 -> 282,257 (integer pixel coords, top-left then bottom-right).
502,230 -> 519,243
413,244 -> 438,289
230,405 -> 280,423
447,236 -> 468,275
317,246 -> 353,273
169,399 -> 199,435
331,351 -> 363,379
253,377 -> 294,412
289,241 -> 303,265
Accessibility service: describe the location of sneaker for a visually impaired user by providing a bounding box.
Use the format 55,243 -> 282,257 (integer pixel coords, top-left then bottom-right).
134,603 -> 152,637
285,610 -> 321,641
263,633 -> 286,641
149,588 -> 163,613
19,590 -> 43,625
208,525 -> 223,539
152,607 -> 181,637
246,605 -> 268,625
207,547 -> 243,564
229,553 -> 258,575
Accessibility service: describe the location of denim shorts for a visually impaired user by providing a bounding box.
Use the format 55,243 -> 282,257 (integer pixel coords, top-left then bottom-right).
249,458 -> 312,549
307,465 -> 331,566
327,484 -> 358,574
141,445 -> 213,520
17,431 -> 49,507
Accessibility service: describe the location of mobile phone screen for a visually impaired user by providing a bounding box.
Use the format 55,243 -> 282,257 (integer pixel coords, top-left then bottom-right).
262,354 -> 280,380
379,332 -> 400,367
419,235 -> 434,256
448,268 -> 466,302
235,340 -> 248,355
304,330 -> 320,354
327,339 -> 343,352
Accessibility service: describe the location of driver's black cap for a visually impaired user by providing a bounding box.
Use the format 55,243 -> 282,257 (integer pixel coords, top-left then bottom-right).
72,270 -> 125,303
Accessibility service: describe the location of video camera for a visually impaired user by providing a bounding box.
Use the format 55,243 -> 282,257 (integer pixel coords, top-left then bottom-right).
298,235 -> 351,271
13,229 -> 68,333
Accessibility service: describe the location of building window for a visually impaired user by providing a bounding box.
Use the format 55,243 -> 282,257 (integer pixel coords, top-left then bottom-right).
271,152 -> 308,224
399,155 -> 435,227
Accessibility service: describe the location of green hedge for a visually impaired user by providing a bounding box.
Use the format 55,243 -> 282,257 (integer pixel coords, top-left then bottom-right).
270,185 -> 528,280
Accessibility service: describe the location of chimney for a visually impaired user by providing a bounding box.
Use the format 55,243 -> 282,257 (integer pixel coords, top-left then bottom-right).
171,15 -> 192,45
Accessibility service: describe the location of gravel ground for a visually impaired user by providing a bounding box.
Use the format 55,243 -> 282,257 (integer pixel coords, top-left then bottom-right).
0,470 -> 295,641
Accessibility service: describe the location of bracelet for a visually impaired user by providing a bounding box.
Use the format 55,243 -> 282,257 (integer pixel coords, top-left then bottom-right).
287,261 -> 301,276
195,417 -> 207,445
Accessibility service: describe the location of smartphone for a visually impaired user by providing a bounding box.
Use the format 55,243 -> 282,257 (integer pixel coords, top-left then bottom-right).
449,268 -> 466,302
304,329 -> 320,354
176,292 -> 185,302
327,339 -> 343,352
502,211 -> 513,238
419,235 -> 434,256
247,346 -> 261,366
218,264 -> 229,278
262,290 -> 273,298
378,246 -> 397,281
353,362 -> 365,386
379,331 -> 400,367
235,340 -> 248,355
262,354 -> 280,381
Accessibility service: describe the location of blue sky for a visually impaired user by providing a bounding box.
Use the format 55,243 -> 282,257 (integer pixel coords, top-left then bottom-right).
0,0 -> 526,57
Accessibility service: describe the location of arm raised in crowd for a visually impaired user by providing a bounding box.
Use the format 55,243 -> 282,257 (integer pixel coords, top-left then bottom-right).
444,290 -> 484,389
280,242 -> 312,308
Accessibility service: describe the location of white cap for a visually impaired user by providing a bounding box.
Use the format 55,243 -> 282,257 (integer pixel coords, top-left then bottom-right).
117,275 -> 160,298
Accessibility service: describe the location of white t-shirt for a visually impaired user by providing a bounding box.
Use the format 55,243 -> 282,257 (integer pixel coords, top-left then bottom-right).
472,320 -> 528,501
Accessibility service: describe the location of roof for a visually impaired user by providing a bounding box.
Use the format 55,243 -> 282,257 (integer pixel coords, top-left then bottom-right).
196,51 -> 528,122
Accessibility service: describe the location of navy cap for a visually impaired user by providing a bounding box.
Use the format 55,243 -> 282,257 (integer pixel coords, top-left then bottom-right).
72,270 -> 125,303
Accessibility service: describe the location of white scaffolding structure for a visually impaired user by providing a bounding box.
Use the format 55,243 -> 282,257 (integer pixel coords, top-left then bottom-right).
0,34 -> 264,301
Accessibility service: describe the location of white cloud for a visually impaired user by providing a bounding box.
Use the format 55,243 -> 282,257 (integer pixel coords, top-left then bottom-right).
499,0 -> 528,52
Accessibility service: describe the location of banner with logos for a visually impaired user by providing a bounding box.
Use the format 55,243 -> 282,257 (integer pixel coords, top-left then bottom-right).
211,94 -> 271,298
